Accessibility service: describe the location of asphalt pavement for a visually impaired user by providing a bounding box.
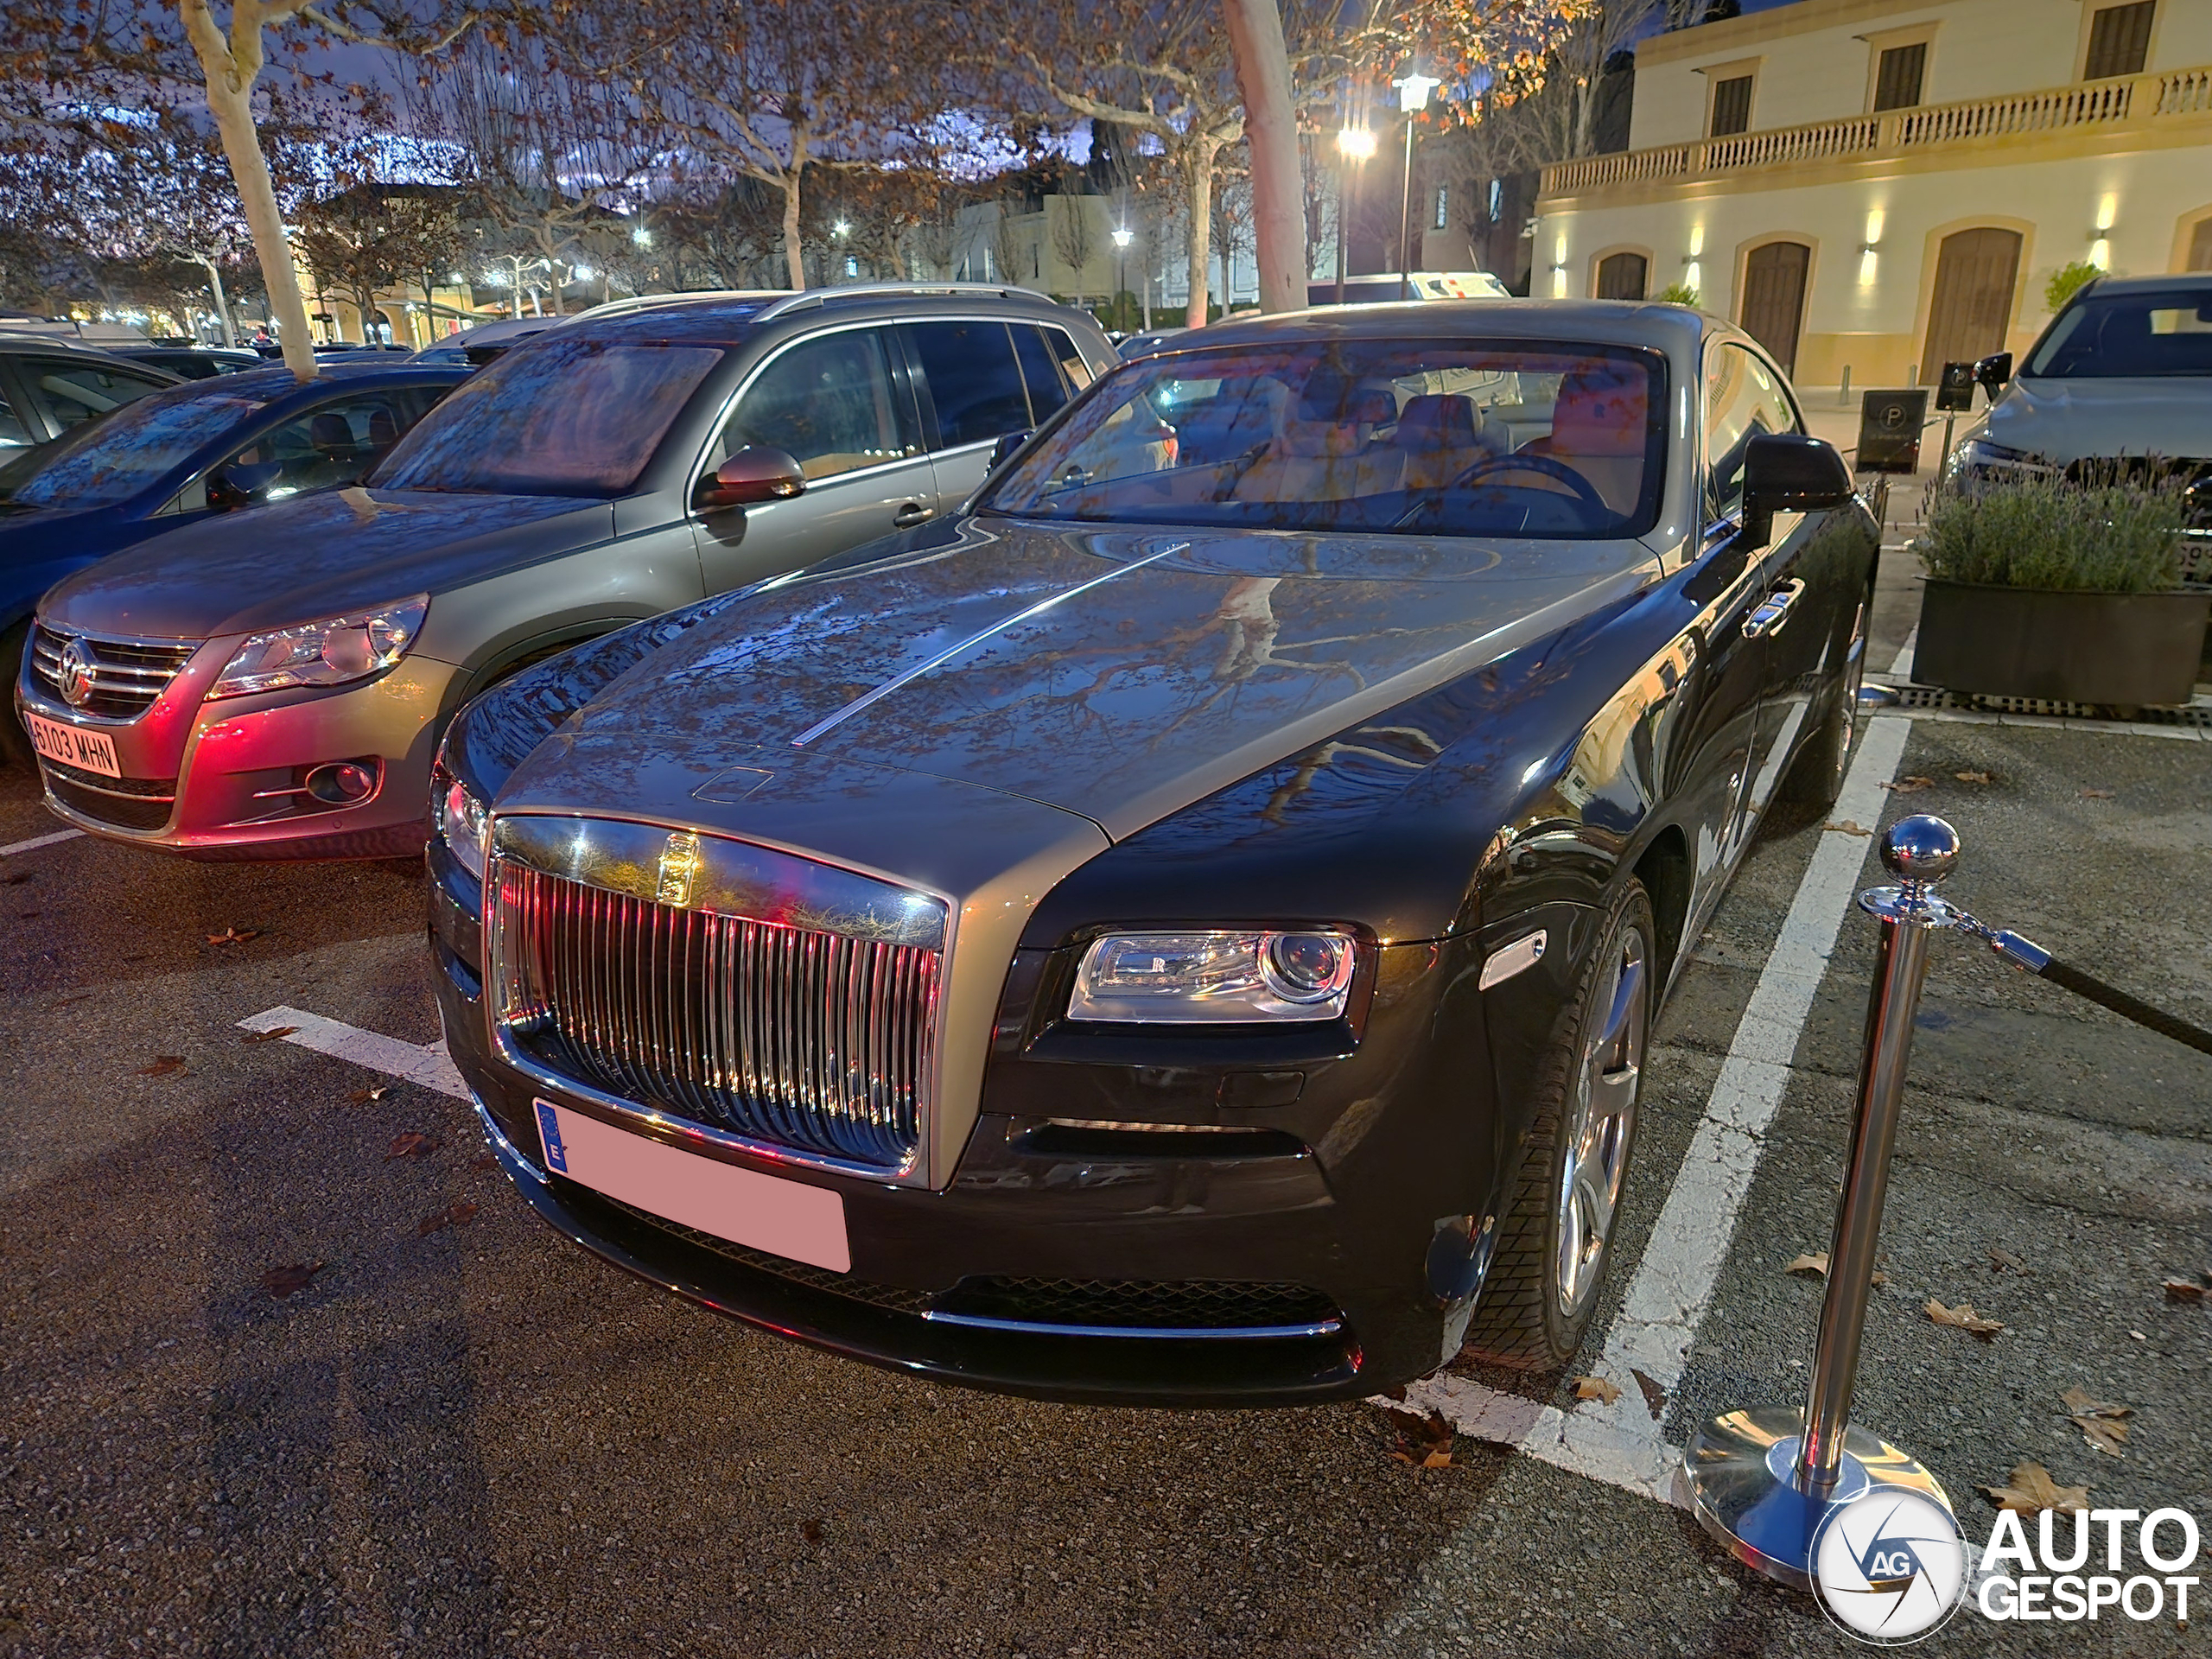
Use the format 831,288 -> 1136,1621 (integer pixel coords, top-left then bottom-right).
1,704 -> 2206,1658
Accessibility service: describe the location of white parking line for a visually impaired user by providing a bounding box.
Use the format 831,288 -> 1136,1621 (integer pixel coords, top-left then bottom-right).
238,1006 -> 469,1099
1400,715 -> 1913,1504
2,828 -> 84,857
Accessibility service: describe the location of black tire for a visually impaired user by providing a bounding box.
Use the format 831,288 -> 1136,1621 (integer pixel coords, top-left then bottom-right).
1461,879 -> 1656,1371
1776,594 -> 1868,810
0,620 -> 34,770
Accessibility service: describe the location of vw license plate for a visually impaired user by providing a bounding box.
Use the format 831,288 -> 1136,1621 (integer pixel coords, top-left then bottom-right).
533,1099 -> 850,1273
25,712 -> 120,778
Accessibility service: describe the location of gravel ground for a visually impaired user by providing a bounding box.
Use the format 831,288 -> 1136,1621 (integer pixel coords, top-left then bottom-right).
1,709 -> 2205,1659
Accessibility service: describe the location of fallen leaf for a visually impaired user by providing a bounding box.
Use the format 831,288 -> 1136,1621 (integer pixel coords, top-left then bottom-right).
347,1084 -> 394,1105
1871,1271 -> 1891,1287
1985,1461 -> 2088,1514
1630,1367 -> 1667,1420
137,1055 -> 186,1077
2164,1278 -> 2207,1303
415,1199 -> 480,1236
1928,1299 -> 2005,1338
1954,769 -> 1995,785
385,1131 -> 442,1161
240,1026 -> 298,1046
259,1261 -> 326,1300
1382,1406 -> 1455,1468
2071,1415 -> 2131,1458
469,1151 -> 499,1173
2061,1385 -> 2133,1420
1988,1247 -> 2025,1274
1787,1251 -> 1829,1277
2081,789 -> 2115,799
205,926 -> 261,946
1882,776 -> 1935,794
1825,819 -> 1873,836
1572,1375 -> 1623,1406
800,1517 -> 824,1544
1,870 -> 33,885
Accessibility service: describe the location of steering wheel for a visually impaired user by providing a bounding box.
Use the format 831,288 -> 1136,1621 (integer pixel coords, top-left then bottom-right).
1438,450 -> 1610,513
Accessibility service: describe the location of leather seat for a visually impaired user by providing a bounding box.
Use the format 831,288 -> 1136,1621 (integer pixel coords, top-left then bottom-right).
1520,367 -> 1649,516
1235,385 -> 1405,503
365,407 -> 400,448
1394,393 -> 1503,491
308,411 -> 357,462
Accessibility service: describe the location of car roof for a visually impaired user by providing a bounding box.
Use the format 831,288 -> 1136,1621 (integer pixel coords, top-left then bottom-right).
2076,271 -> 2212,295
0,335 -> 186,378
1130,297 -> 1712,357
558,283 -> 1102,349
130,362 -> 468,410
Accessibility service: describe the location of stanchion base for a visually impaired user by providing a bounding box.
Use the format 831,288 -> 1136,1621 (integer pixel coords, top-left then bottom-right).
1681,1405 -> 1951,1591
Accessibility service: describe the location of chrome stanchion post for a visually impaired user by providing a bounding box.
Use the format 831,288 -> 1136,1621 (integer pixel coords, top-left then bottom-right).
1681,816 -> 1961,1590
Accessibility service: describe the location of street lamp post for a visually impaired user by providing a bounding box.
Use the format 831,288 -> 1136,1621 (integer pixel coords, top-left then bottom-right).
1393,71 -> 1439,302
1333,124 -> 1376,304
1111,226 -> 1133,326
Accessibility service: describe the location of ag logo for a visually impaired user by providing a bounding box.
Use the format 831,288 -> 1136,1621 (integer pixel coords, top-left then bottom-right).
1811,1488 -> 1967,1644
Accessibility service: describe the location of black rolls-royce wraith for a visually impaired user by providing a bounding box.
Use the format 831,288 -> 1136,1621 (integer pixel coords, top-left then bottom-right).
429,300 -> 1876,1404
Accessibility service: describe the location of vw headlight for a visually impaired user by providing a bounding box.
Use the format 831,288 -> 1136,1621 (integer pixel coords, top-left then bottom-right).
433,750 -> 490,885
1068,930 -> 1359,1024
208,594 -> 429,700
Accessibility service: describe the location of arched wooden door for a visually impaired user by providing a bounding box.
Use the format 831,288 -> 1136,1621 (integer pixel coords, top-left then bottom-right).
1921,227 -> 2022,383
1738,242 -> 1810,374
1596,251 -> 1648,299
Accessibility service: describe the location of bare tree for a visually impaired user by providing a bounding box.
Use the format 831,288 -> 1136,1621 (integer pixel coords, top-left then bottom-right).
296,184 -> 464,341
993,206 -> 1030,288
1048,190 -> 1096,305
631,0 -> 946,291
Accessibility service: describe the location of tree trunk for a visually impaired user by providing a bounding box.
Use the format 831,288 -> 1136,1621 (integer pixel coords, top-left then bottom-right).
781,177 -> 804,289
1222,0 -> 1304,314
199,255 -> 235,345
1183,139 -> 1218,328
191,55 -> 317,378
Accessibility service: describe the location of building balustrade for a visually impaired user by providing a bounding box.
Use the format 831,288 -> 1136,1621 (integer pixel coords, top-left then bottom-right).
1540,64 -> 2212,199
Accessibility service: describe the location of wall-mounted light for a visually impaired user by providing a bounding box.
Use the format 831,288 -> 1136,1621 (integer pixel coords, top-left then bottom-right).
1688,225 -> 1706,259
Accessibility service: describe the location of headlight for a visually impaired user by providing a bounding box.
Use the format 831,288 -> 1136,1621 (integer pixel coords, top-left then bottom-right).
1067,929 -> 1359,1024
433,753 -> 490,885
208,594 -> 428,700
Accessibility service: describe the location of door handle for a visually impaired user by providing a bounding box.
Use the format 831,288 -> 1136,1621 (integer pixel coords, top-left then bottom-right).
1743,579 -> 1804,638
893,503 -> 935,528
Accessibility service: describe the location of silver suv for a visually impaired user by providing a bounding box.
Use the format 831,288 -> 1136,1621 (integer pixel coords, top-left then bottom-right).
20,285 -> 1114,858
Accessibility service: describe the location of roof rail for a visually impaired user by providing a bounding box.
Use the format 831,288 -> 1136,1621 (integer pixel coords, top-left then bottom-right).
571,289 -> 783,322
747,281 -> 1058,325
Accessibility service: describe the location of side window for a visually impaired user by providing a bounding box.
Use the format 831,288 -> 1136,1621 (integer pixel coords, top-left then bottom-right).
1703,343 -> 1796,520
1037,325 -> 1093,391
175,391 -> 424,512
909,321 -> 1033,449
21,359 -> 169,435
0,378 -> 35,450
718,329 -> 904,482
1011,326 -> 1070,426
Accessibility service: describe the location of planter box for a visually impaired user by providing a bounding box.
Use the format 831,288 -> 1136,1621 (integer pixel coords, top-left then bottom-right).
1915,581 -> 2210,707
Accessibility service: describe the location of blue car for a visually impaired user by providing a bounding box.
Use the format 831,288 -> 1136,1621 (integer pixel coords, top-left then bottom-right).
0,362 -> 467,763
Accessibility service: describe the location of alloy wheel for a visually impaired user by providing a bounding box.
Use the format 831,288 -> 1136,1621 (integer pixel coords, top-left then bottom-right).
1554,924 -> 1649,1318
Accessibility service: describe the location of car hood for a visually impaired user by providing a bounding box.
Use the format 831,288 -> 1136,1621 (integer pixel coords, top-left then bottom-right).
1986,375 -> 2212,464
504,515 -> 1658,842
36,487 -> 615,641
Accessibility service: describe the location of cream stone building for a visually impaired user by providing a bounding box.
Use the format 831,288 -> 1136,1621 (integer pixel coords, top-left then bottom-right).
1535,0 -> 2212,386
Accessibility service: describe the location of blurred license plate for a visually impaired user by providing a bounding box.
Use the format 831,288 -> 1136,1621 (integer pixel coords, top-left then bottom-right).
26,713 -> 119,777
533,1099 -> 849,1272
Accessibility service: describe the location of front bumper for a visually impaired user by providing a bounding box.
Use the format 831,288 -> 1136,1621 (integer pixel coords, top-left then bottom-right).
18,649 -> 460,860
428,836 -> 1519,1405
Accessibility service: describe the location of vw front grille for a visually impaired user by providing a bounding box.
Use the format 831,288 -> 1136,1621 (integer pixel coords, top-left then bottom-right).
490,816 -> 945,1174
29,626 -> 198,720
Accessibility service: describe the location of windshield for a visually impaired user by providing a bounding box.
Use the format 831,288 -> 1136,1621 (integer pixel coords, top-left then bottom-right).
371,337 -> 723,496
0,386 -> 270,510
2024,291 -> 2212,378
980,338 -> 1666,538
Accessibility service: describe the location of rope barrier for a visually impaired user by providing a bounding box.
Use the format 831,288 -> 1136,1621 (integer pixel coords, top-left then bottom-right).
1947,907 -> 2212,1058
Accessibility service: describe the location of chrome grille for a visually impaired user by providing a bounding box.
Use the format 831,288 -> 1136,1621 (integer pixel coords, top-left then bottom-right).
29,626 -> 198,720
490,818 -> 944,1173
